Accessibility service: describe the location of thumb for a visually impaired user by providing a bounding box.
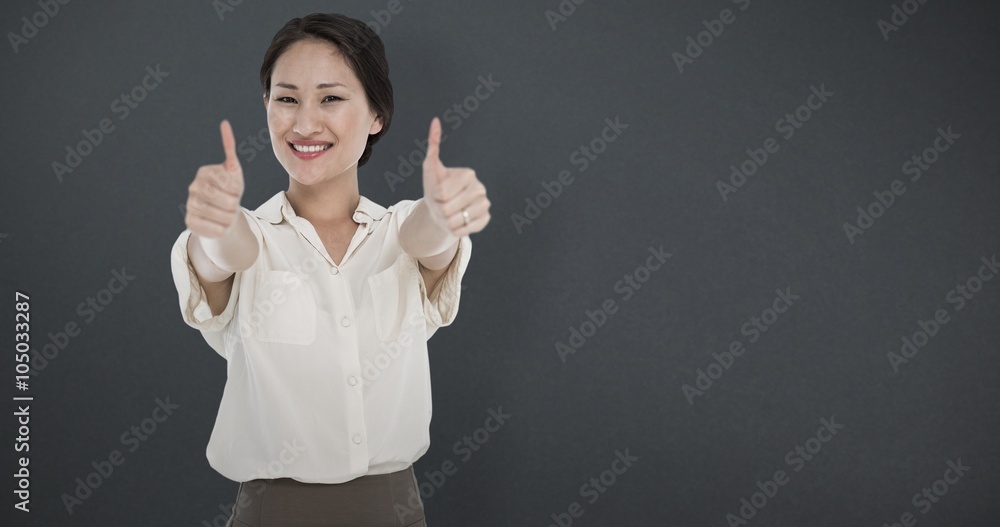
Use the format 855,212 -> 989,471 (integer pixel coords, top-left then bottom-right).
220,119 -> 241,173
424,116 -> 442,171
422,117 -> 446,199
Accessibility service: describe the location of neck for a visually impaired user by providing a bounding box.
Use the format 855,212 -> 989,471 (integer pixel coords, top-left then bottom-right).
285,168 -> 361,229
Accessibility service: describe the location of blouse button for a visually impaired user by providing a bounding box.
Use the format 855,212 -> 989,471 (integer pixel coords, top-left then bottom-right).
341,316 -> 351,327
348,376 -> 358,386
352,434 -> 362,445
330,266 -> 339,275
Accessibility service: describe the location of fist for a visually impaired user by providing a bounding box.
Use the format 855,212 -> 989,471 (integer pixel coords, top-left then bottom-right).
185,120 -> 245,238
422,116 -> 490,237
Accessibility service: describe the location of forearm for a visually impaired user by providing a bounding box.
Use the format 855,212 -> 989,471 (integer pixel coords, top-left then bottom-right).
399,198 -> 459,268
188,211 -> 259,283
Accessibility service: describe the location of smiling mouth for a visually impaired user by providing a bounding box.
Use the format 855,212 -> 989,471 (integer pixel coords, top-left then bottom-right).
289,143 -> 332,153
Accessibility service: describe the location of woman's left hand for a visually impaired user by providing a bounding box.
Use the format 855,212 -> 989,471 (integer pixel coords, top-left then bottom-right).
422,117 -> 491,238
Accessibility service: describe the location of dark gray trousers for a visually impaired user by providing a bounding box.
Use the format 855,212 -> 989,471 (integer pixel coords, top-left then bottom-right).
225,465 -> 426,526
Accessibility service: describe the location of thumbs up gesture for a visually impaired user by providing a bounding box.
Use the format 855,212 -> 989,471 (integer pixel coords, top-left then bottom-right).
185,120 -> 246,239
422,117 -> 490,237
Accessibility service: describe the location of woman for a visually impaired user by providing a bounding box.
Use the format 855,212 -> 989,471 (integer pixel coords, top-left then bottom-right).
169,12 -> 490,526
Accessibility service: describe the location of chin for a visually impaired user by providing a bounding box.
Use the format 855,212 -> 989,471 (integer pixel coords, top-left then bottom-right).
287,170 -> 326,186
285,160 -> 352,185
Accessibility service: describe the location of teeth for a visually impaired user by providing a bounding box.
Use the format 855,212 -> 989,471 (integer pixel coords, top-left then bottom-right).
292,143 -> 331,153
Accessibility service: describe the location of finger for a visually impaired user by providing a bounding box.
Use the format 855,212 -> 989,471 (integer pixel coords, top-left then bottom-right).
439,183 -> 483,215
424,116 -> 442,168
189,199 -> 237,225
190,189 -> 240,215
444,196 -> 490,231
201,167 -> 243,199
435,168 -> 475,203
452,211 -> 490,238
186,215 -> 231,239
422,117 -> 447,200
220,119 -> 239,172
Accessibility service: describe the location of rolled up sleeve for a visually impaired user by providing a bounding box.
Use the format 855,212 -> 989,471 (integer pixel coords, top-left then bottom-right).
391,199 -> 473,336
415,234 -> 472,332
169,229 -> 243,338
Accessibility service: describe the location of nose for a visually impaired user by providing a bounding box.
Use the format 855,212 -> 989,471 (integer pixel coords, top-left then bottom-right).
292,106 -> 322,136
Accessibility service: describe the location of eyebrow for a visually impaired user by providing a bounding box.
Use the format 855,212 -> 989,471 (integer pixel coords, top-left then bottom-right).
274,82 -> 346,90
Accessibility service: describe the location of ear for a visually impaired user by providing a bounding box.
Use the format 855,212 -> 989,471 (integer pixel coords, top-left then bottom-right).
262,92 -> 269,109
369,115 -> 383,136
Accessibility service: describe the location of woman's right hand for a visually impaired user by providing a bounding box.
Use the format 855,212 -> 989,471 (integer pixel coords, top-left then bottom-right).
185,120 -> 245,239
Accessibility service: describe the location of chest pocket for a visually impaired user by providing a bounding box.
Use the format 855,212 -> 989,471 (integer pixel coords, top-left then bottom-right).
251,270 -> 317,345
367,263 -> 407,342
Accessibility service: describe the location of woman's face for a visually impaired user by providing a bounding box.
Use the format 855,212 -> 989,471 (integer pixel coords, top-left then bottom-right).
264,39 -> 383,186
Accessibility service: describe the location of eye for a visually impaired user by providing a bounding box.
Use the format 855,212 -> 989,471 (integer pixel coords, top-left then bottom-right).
324,95 -> 343,102
274,96 -> 296,103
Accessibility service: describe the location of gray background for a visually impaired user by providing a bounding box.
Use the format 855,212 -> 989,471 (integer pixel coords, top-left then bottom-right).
2,0 -> 998,525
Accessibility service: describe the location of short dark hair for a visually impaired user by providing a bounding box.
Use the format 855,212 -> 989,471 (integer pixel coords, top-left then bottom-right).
260,13 -> 393,167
